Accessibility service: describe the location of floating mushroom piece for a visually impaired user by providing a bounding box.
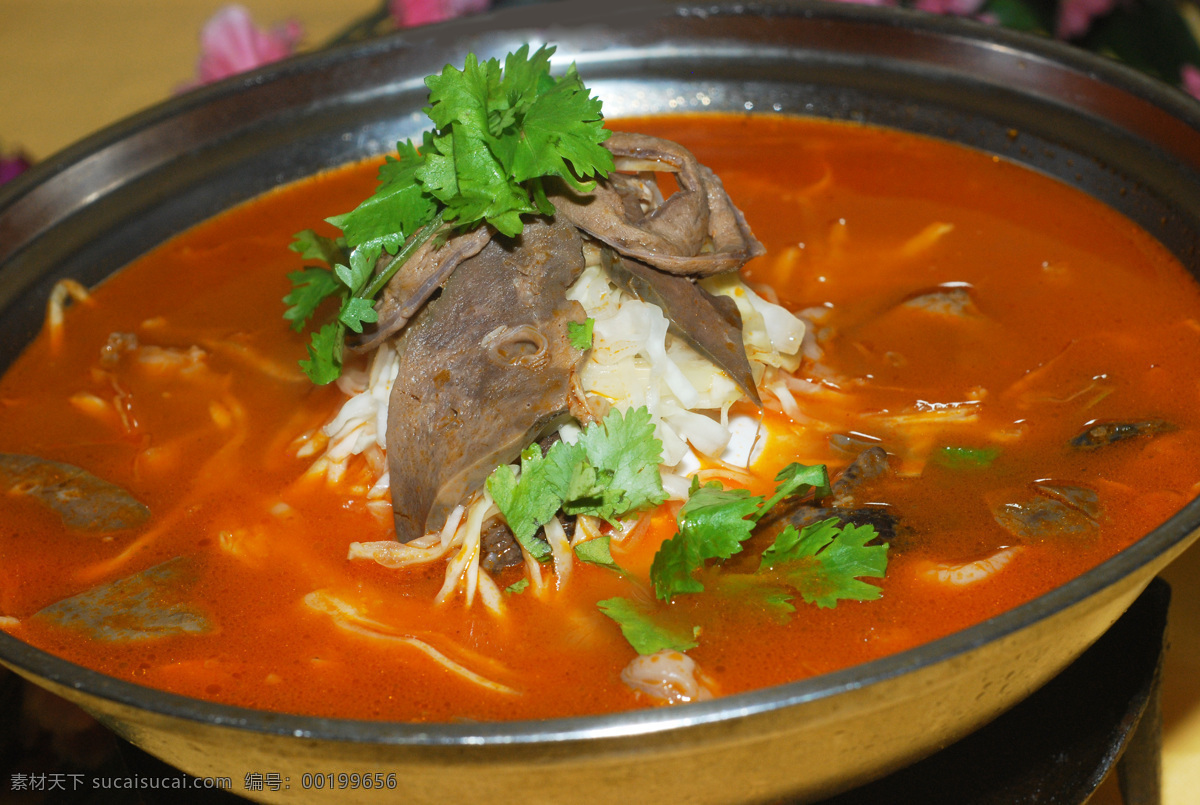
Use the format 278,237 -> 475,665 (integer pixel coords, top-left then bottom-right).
0,453 -> 149,533
32,558 -> 211,642
480,517 -> 525,574
991,482 -> 1101,541
830,446 -> 892,508
1034,481 -> 1101,520
1069,419 -> 1176,450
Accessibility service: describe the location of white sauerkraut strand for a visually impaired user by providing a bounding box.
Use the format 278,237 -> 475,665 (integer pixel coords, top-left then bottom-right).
566,258 -> 805,470
303,590 -> 517,694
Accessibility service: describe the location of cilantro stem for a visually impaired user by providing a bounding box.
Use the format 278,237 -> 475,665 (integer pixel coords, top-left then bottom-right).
361,211 -> 446,301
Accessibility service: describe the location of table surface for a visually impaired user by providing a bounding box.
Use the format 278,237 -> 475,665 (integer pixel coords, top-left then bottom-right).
2,2 -> 1200,803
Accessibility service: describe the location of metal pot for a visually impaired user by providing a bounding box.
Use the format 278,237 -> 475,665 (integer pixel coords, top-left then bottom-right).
2,2 -> 1199,802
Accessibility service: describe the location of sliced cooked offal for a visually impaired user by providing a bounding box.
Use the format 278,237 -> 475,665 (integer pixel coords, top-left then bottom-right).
387,217 -> 588,542
0,452 -> 150,533
604,249 -> 760,403
32,558 -> 210,641
351,226 -> 493,353
772,507 -> 899,543
550,132 -> 764,277
829,446 -> 892,508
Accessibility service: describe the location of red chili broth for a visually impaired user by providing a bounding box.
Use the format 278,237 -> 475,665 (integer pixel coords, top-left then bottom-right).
2,113 -> 1200,721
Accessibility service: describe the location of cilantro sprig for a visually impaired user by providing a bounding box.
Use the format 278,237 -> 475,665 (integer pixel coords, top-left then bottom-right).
758,518 -> 889,609
651,463 -> 830,601
285,44 -> 613,383
485,406 -> 668,560
597,463 -> 891,657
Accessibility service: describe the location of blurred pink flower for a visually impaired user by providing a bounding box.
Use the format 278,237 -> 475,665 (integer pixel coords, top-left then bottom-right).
1,147 -> 31,185
1182,65 -> 1200,101
389,0 -> 491,28
1055,0 -> 1117,39
188,5 -> 304,87
913,0 -> 987,15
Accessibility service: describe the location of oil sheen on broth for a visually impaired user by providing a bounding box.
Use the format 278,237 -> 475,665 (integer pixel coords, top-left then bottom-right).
2,114 -> 1199,721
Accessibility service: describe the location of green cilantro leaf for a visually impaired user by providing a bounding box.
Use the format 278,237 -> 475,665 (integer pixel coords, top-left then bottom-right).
574,406 -> 667,521
597,597 -> 698,655
561,459 -> 621,519
651,479 -> 761,600
419,125 -> 534,236
759,519 -> 889,609
505,579 -> 529,595
574,536 -> 623,573
338,297 -> 379,333
567,317 -> 594,350
298,322 -> 344,386
508,63 -> 612,191
493,45 -> 555,132
288,229 -> 349,265
485,406 -> 667,560
484,445 -> 562,562
756,462 -> 831,520
283,267 -> 340,332
326,144 -> 436,254
650,462 -> 831,602
334,244 -> 380,295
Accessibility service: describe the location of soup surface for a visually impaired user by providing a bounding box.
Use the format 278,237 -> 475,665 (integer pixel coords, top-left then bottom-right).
2,114 -> 1200,721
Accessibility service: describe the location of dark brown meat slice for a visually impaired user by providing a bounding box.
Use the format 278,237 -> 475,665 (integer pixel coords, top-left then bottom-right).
990,481 -> 1101,541
829,446 -> 891,508
756,447 -> 898,542
604,250 -> 760,404
32,558 -> 210,641
386,217 -> 587,542
550,132 -> 764,277
778,506 -> 899,543
350,226 -> 493,353
480,517 -> 525,573
0,453 -> 150,533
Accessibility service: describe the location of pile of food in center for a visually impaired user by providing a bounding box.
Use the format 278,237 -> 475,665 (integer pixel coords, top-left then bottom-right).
287,46 -> 884,704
